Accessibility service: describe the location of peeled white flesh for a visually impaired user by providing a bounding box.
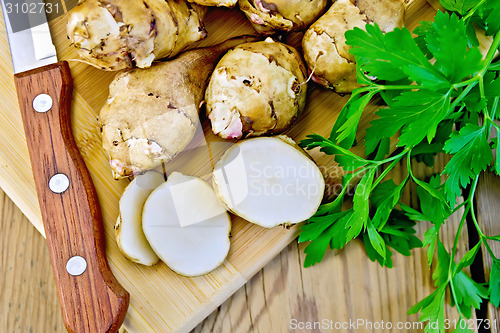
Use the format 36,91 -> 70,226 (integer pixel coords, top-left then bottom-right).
115,171 -> 164,266
142,172 -> 231,276
213,136 -> 325,228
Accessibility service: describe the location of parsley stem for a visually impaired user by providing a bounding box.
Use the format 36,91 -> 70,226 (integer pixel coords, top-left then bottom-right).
470,197 -> 485,235
481,32 -> 500,74
450,200 -> 467,215
367,147 -> 411,193
376,147 -> 411,165
376,84 -> 418,91
462,0 -> 487,21
483,237 -> 497,261
478,76 -> 492,119
406,150 -> 412,176
450,83 -> 478,110
468,175 -> 485,238
489,96 -> 499,119
456,174 -> 499,274
449,176 -> 480,278
371,156 -> 405,189
450,204 -> 471,265
451,31 -> 500,98
452,77 -> 478,89
447,203 -> 471,321
462,175 -> 500,265
488,119 -> 500,130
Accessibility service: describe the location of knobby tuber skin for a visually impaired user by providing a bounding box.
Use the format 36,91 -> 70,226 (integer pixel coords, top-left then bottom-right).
205,38 -> 308,139
67,0 -> 207,70
239,0 -> 328,34
188,0 -> 238,7
100,36 -> 259,179
302,0 -> 406,93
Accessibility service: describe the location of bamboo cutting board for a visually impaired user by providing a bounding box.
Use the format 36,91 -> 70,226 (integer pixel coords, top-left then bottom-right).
0,1 -> 438,332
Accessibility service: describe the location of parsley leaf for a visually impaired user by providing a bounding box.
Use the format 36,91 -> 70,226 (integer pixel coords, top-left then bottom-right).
415,175 -> 450,227
346,24 -> 449,88
443,124 -> 493,205
366,90 -> 452,149
426,11 -> 483,83
408,286 -> 446,333
302,226 -> 335,268
439,0 -> 480,15
299,213 -> 343,243
331,88 -> 379,149
433,241 -> 451,286
363,232 -> 393,267
381,213 -> 423,255
483,72 -> 500,116
410,241 -> 486,330
427,242 -> 487,319
363,211 -> 422,268
371,178 -> 407,229
346,168 -> 376,241
423,226 -> 439,267
299,3 -> 500,329
411,121 -> 453,167
367,221 -> 387,260
489,259 -> 500,307
455,241 -> 482,274
478,0 -> 500,35
465,21 -> 480,47
370,179 -> 397,207
300,210 -> 354,267
414,21 -> 434,58
451,271 -> 489,318
463,89 -> 487,113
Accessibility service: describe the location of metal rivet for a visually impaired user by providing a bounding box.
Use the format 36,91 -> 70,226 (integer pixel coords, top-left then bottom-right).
66,256 -> 87,276
33,94 -> 53,113
49,174 -> 70,194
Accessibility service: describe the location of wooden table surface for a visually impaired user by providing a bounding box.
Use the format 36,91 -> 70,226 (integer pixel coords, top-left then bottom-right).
0,0 -> 499,331
1,156 -> 498,333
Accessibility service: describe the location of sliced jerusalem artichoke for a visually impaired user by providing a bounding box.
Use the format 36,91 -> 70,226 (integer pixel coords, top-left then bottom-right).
212,136 -> 325,228
302,0 -> 406,93
188,0 -> 238,7
239,0 -> 328,34
115,171 -> 164,266
205,38 -> 307,139
67,0 -> 207,70
100,36 -> 259,179
142,172 -> 231,276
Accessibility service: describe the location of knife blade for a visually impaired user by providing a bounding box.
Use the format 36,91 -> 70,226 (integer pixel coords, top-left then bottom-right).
1,1 -> 130,332
1,0 -> 57,73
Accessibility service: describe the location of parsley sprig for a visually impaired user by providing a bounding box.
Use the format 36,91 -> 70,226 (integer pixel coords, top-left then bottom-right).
299,1 -> 500,331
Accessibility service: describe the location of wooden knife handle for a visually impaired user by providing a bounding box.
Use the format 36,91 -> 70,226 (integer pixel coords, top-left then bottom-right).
14,62 -> 129,333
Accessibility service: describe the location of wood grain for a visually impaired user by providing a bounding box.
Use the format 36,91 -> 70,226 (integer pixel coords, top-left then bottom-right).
0,188 -> 65,333
0,0 -> 491,332
476,172 -> 500,333
14,62 -> 129,333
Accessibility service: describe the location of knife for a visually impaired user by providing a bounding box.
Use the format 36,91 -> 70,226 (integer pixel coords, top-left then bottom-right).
1,1 -> 129,332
